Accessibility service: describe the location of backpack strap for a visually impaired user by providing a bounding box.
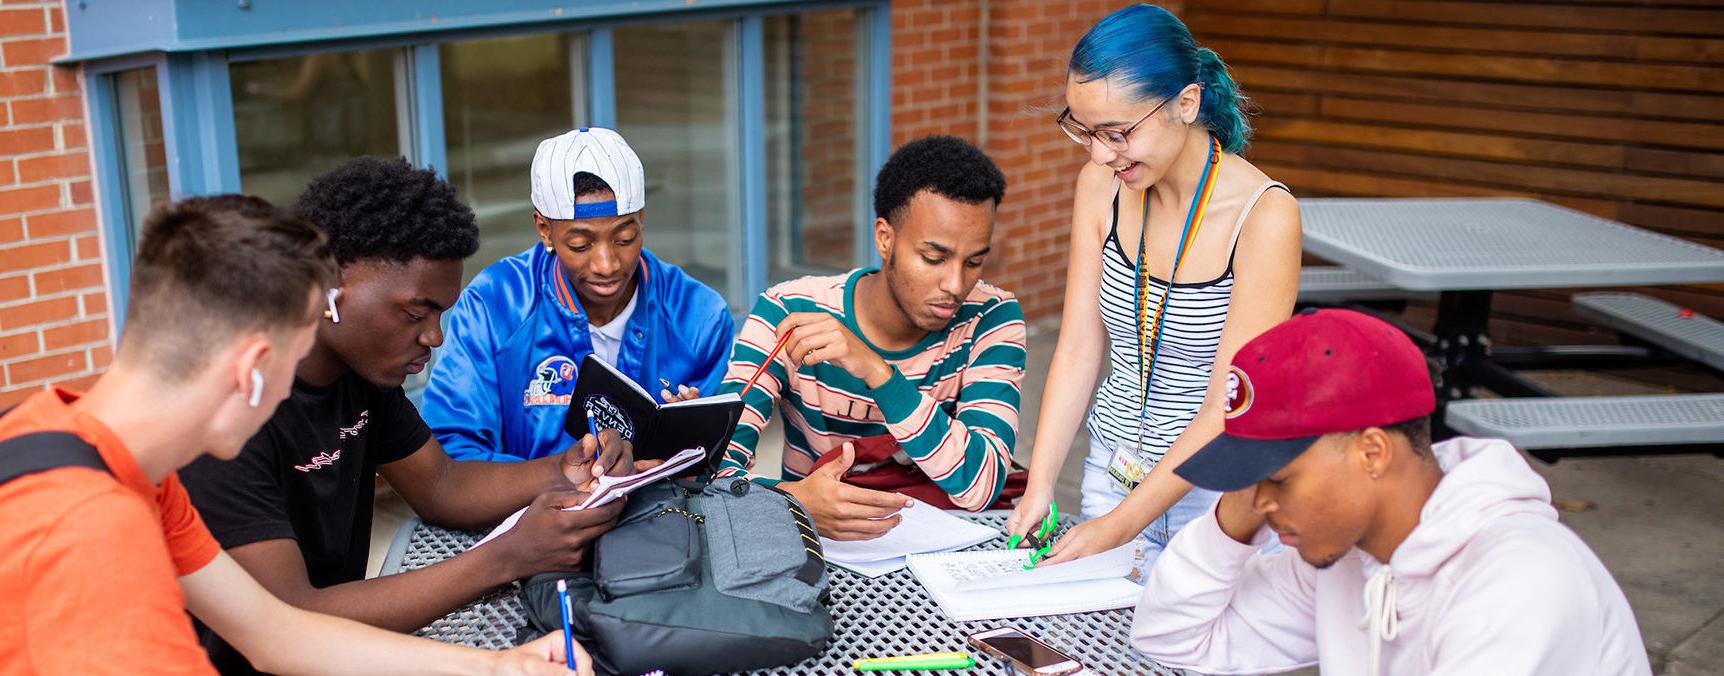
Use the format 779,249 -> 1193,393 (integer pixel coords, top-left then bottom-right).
761,482 -> 827,586
0,405 -> 111,486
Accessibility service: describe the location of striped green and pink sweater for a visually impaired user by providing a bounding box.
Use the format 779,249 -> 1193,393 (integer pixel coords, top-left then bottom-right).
714,268 -> 1027,510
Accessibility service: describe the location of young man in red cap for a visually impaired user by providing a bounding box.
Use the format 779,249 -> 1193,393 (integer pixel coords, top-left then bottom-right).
1131,308 -> 1649,675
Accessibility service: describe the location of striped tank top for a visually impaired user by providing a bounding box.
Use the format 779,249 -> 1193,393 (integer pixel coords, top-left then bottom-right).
1086,180 -> 1288,463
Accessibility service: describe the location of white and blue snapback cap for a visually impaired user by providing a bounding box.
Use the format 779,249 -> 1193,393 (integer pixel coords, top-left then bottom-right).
529,127 -> 645,220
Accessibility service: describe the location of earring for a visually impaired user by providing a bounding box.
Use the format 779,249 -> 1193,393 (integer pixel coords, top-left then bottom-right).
324,288 -> 341,324
248,368 -> 264,408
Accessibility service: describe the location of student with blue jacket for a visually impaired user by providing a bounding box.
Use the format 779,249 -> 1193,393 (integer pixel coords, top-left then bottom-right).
423,127 -> 734,462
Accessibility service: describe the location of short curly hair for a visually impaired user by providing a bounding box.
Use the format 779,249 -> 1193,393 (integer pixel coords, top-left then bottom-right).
873,135 -> 1006,224
292,156 -> 478,266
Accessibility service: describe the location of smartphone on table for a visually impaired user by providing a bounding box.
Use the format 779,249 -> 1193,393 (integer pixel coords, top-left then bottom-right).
968,627 -> 1084,675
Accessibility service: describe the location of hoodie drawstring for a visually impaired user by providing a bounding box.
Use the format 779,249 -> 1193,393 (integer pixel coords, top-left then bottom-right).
1359,566 -> 1400,676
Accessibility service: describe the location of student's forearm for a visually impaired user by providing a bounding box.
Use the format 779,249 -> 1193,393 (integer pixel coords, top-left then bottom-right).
872,370 -> 1017,511
1023,333 -> 1106,491
416,458 -> 566,530
261,604 -> 504,676
270,544 -> 520,633
185,554 -> 510,676
1130,507 -> 1318,673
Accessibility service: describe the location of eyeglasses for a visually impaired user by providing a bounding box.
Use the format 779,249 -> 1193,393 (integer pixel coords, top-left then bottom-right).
1055,97 -> 1171,152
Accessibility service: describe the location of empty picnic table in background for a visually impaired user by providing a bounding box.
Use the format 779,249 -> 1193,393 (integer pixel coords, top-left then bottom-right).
1298,198 -> 1724,461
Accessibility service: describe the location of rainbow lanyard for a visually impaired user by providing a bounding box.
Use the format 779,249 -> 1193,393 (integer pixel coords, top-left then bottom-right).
1135,135 -> 1220,442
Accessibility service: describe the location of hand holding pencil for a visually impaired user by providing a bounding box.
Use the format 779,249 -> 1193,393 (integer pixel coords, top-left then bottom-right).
765,312 -> 895,389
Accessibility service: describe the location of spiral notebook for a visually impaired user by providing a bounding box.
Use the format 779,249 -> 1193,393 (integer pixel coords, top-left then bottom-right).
905,546 -> 1144,621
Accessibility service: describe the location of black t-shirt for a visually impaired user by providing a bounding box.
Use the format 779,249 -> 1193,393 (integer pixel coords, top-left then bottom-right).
180,371 -> 430,674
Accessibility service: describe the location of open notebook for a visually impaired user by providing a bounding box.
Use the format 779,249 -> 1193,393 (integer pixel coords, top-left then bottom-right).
820,500 -> 1000,577
906,544 -> 1144,621
469,448 -> 705,549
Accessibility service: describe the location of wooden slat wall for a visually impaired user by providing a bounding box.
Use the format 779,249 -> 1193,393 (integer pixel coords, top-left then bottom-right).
1184,0 -> 1724,383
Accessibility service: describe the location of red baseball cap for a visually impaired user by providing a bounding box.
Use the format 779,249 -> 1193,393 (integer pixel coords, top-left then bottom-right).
1174,309 -> 1435,492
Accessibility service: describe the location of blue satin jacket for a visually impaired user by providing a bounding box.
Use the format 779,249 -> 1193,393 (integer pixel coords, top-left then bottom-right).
422,245 -> 734,461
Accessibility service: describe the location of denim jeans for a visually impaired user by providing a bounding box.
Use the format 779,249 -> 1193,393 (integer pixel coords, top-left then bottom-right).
1079,432 -> 1221,570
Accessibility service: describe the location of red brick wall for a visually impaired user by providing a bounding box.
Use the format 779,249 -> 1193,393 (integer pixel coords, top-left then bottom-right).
0,0 -> 108,409
890,0 -> 1154,321
0,1 -> 1135,400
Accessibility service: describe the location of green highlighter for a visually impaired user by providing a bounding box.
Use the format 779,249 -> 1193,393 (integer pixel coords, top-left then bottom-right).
853,651 -> 975,671
1007,502 -> 1059,569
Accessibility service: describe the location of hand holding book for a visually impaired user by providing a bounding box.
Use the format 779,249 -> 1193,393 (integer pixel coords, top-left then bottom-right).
557,427 -> 634,492
562,355 -> 743,465
472,447 -> 709,550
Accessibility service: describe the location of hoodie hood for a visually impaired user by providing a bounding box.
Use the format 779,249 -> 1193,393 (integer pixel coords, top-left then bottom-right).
1389,436 -> 1557,578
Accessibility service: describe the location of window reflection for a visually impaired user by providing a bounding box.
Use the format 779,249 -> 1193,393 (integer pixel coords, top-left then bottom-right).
765,9 -> 862,283
442,33 -> 585,282
114,68 -> 171,241
231,50 -> 402,207
613,20 -> 740,300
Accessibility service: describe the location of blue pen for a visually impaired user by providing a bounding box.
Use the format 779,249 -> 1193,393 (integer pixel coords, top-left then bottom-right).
586,415 -> 603,467
557,579 -> 577,672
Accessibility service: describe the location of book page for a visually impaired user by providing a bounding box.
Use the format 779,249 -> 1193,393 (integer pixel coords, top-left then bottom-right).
955,542 -> 1139,591
470,447 -> 705,550
937,553 -> 1026,582
588,356 -> 655,403
579,447 -> 705,509
660,391 -> 741,408
907,549 -> 1143,622
820,500 -> 1000,564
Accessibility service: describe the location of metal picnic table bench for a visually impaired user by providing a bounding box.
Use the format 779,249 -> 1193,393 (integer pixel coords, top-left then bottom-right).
381,511 -> 1178,676
1299,197 -> 1724,459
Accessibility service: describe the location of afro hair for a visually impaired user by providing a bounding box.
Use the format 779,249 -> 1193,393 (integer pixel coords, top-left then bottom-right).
872,135 -> 1006,224
293,156 -> 479,266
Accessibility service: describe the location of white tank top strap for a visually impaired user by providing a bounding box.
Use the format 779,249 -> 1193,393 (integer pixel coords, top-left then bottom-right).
1227,180 -> 1290,251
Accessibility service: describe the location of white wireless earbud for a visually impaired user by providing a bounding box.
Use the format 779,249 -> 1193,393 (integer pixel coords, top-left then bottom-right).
324,288 -> 342,324
248,368 -> 264,408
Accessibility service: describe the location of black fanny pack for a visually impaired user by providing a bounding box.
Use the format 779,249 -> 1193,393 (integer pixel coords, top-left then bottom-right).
523,478 -> 834,676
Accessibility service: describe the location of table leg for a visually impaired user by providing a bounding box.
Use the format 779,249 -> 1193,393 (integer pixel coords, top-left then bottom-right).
1432,290 -> 1493,402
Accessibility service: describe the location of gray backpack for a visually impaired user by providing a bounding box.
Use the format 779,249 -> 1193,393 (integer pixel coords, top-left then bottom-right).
523,477 -> 834,676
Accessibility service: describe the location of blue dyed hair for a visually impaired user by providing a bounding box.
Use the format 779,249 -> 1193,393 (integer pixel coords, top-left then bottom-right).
1068,4 -> 1251,154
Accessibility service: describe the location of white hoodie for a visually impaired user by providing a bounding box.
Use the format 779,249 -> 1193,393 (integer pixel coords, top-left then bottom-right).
1131,437 -> 1650,675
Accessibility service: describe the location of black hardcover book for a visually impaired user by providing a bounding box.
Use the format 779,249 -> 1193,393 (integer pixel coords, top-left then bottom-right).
562,355 -> 744,472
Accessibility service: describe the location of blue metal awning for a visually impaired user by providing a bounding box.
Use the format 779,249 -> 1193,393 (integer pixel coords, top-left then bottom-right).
60,0 -> 797,62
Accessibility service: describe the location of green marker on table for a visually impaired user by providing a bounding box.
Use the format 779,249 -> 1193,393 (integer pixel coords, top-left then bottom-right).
854,651 -> 975,671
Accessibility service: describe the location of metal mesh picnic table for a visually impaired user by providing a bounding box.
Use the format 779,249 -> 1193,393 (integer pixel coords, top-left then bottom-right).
382,511 -> 1179,675
1300,198 -> 1724,291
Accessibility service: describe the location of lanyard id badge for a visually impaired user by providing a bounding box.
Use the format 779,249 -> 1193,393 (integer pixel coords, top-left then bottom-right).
1107,135 -> 1220,492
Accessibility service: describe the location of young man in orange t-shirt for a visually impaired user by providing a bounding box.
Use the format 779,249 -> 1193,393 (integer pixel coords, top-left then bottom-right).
0,196 -> 589,675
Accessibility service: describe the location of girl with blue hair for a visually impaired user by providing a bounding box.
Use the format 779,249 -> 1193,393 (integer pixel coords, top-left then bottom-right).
1007,5 -> 1301,566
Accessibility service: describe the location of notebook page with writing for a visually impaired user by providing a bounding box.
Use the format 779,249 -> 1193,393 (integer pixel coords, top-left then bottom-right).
906,549 -> 1142,622
955,542 -> 1139,591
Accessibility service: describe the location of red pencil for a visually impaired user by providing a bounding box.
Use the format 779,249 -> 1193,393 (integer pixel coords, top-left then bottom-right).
741,330 -> 794,397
